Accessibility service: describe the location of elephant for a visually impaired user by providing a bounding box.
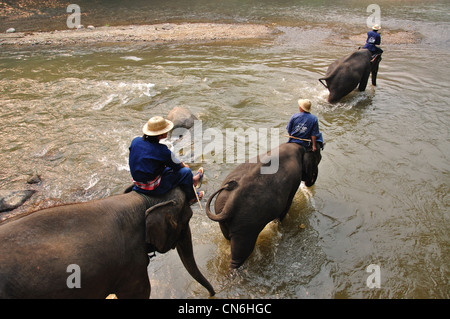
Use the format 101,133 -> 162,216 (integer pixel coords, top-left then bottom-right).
206,142 -> 322,269
0,187 -> 215,298
319,48 -> 382,103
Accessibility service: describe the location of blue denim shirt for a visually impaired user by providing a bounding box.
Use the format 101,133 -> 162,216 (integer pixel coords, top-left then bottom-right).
286,112 -> 322,148
128,136 -> 182,185
363,30 -> 381,53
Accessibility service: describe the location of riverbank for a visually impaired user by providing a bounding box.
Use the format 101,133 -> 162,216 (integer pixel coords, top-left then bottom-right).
0,21 -> 422,48
348,30 -> 422,45
0,22 -> 277,47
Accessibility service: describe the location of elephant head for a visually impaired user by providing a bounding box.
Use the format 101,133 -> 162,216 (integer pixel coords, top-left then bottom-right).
0,187 -> 215,298
301,147 -> 322,187
143,191 -> 215,296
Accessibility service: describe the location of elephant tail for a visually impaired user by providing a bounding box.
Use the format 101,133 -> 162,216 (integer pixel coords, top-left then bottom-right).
205,180 -> 238,222
318,77 -> 329,88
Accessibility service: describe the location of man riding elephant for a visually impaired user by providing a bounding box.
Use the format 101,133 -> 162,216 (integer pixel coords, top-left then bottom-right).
206,100 -> 324,269
128,116 -> 205,205
319,48 -> 382,103
286,99 -> 324,153
363,24 -> 383,58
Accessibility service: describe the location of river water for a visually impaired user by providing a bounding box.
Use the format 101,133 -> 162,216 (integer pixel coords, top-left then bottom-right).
0,0 -> 448,299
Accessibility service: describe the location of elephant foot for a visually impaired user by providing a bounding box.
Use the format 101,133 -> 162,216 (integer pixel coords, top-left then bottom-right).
230,260 -> 244,269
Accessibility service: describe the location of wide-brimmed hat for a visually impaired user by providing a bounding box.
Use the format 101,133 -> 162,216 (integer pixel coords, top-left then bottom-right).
372,24 -> 381,31
142,116 -> 174,136
298,99 -> 312,112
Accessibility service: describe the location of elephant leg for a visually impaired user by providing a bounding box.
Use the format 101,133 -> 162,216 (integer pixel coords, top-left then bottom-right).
371,70 -> 378,86
328,90 -> 342,104
358,70 -> 370,91
113,260 -> 151,299
115,268 -> 151,299
328,85 -> 353,103
279,187 -> 298,222
220,222 -> 231,240
229,233 -> 258,269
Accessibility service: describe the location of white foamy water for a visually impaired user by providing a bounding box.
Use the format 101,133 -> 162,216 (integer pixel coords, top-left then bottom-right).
120,56 -> 143,61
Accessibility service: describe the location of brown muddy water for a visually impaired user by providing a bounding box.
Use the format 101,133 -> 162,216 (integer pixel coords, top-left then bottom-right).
0,0 -> 448,298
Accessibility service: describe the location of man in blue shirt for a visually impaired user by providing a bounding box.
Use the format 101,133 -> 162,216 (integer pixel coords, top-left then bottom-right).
286,99 -> 323,152
129,116 -> 204,204
363,24 -> 383,56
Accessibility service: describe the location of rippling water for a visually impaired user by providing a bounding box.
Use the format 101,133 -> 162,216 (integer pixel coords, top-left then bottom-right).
0,0 -> 449,299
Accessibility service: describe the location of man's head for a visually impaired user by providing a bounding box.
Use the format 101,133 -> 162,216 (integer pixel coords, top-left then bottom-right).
298,99 -> 312,113
143,116 -> 174,139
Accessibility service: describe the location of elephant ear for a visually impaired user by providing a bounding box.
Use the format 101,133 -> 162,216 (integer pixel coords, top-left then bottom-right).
145,200 -> 179,253
302,150 -> 321,187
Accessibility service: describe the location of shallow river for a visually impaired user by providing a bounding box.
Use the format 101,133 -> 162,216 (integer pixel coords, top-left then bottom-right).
0,0 -> 449,298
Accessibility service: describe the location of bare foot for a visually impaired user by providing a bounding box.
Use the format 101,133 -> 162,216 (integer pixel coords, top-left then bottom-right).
189,191 -> 204,205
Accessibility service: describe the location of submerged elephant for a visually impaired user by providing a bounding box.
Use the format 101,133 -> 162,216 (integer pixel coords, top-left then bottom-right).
0,187 -> 215,298
206,142 -> 321,269
319,48 -> 382,103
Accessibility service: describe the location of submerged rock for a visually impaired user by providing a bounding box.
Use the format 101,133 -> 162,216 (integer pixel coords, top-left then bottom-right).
0,190 -> 36,212
163,107 -> 201,163
27,173 -> 42,184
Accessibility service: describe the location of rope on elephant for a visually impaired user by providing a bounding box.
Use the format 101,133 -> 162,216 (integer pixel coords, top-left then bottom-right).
144,200 -> 177,219
135,190 -> 153,208
372,55 -> 382,63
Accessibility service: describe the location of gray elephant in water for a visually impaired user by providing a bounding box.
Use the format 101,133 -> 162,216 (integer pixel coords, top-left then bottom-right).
0,187 -> 215,298
206,142 -> 321,269
319,48 -> 382,103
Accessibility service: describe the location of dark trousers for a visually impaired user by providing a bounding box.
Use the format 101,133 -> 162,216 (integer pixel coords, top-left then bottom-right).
133,166 -> 196,201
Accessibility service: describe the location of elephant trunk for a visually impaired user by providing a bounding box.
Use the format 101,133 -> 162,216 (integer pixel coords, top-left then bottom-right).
176,225 -> 215,297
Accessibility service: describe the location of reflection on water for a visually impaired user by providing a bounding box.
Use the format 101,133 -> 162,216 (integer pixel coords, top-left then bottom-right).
0,0 -> 449,299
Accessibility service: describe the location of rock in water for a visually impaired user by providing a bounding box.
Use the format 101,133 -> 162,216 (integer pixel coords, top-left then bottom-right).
167,106 -> 198,130
27,173 -> 42,184
0,190 -> 36,212
6,28 -> 15,33
164,107 -> 199,162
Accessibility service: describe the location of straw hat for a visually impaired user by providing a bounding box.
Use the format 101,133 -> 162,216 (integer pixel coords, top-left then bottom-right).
142,116 -> 174,136
298,99 -> 312,112
372,24 -> 381,31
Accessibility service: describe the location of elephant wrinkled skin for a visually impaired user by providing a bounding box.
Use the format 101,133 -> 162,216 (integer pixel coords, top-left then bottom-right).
319,49 -> 382,103
206,142 -> 321,269
0,187 -> 215,298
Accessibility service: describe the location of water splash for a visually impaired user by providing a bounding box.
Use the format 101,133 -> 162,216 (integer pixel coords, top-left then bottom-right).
120,56 -> 143,61
92,81 -> 156,110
